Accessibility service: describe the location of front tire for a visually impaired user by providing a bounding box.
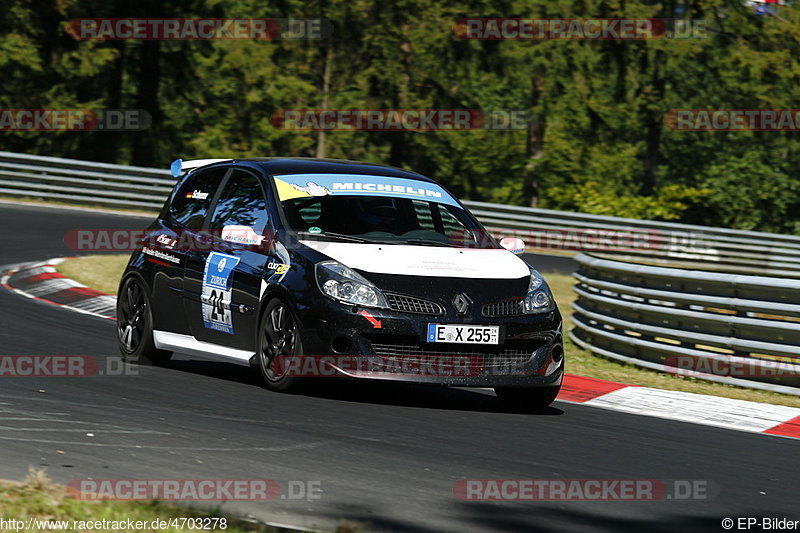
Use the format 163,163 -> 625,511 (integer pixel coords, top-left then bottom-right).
116,276 -> 172,365
495,386 -> 561,412
257,298 -> 304,392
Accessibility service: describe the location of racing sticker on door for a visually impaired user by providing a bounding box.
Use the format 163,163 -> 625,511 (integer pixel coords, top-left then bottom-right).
201,252 -> 240,334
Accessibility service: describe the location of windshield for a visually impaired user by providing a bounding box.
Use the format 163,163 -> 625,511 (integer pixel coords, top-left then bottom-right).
273,174 -> 498,248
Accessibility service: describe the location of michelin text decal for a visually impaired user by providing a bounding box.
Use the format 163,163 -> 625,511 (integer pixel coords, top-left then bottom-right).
273,173 -> 461,208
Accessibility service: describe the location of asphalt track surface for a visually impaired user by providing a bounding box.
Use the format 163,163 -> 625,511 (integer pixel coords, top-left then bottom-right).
0,202 -> 797,532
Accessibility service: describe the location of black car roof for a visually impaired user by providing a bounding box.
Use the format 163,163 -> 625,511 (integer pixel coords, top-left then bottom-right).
232,158 -> 436,184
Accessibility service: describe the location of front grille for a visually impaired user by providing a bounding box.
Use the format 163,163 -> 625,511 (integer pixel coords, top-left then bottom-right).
386,293 -> 445,315
482,298 -> 525,317
368,338 -> 546,368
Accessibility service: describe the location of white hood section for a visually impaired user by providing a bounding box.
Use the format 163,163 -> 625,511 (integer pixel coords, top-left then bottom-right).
300,241 -> 530,279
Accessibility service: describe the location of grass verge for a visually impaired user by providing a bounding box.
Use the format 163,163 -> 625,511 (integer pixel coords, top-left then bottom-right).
56,255 -> 800,407
0,469 -> 308,533
58,255 -> 129,295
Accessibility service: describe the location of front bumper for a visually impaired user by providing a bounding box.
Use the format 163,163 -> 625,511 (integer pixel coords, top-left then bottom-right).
293,296 -> 564,388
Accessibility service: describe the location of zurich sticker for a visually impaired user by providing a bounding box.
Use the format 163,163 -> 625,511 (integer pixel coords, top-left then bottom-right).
201,252 -> 240,334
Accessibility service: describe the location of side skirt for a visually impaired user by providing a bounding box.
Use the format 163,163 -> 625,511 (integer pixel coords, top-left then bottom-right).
153,330 -> 255,367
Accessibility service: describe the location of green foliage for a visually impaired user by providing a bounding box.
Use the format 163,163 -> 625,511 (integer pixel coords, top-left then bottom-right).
2,0 -> 800,233
544,181 -> 710,221
700,148 -> 800,233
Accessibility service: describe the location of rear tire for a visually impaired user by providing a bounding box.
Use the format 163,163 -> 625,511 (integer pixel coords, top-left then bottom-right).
257,298 -> 304,393
494,386 -> 560,412
116,276 -> 172,366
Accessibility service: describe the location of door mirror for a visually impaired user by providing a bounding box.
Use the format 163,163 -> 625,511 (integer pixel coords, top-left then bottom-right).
500,237 -> 526,255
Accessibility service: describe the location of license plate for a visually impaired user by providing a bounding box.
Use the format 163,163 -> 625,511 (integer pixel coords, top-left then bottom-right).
427,324 -> 500,345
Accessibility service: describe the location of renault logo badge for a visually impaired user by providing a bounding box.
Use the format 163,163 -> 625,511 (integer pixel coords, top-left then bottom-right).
453,293 -> 472,315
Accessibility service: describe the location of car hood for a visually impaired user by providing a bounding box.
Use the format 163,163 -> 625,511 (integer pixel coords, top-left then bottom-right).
299,240 -> 529,279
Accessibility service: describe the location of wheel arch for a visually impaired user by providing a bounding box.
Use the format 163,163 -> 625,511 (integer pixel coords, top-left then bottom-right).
117,267 -> 160,330
118,267 -> 153,296
255,283 -> 301,337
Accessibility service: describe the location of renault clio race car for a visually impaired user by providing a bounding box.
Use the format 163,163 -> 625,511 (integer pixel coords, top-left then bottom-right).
117,158 -> 564,409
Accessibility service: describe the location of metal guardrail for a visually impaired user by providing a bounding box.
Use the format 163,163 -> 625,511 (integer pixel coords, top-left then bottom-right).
571,254 -> 800,394
4,151 -> 800,276
2,151 -> 800,392
468,201 -> 800,277
0,151 -> 172,210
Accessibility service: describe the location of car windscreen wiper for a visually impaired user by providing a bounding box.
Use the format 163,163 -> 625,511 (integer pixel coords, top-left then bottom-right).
403,238 -> 456,247
300,232 -> 457,247
297,231 -> 372,243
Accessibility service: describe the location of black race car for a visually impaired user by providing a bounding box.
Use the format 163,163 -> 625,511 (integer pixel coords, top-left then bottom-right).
117,158 -> 564,409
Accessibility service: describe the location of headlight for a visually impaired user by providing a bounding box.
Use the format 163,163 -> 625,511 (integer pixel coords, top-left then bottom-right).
315,260 -> 389,308
523,268 -> 552,313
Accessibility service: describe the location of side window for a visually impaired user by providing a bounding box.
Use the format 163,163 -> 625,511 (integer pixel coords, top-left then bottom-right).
208,170 -> 270,233
412,200 -> 435,230
170,168 -> 227,230
411,200 -> 467,235
439,205 -> 469,235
